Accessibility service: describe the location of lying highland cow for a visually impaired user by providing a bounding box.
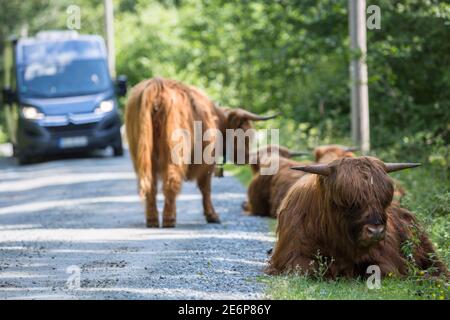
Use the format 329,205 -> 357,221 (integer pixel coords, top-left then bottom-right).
244,154 -> 311,218
267,157 -> 447,278
244,145 -> 355,218
125,77 -> 276,227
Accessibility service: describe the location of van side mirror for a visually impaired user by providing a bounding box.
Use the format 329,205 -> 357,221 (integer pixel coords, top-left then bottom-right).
2,88 -> 17,106
116,75 -> 128,97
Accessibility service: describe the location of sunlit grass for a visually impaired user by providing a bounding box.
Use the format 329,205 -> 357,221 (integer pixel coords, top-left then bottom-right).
258,275 -> 449,300
223,163 -> 252,187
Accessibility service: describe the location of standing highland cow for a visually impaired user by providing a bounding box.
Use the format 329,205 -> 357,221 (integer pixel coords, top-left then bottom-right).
267,157 -> 447,278
125,77 -> 276,228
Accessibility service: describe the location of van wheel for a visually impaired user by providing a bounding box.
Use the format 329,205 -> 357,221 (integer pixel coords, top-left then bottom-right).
113,144 -> 124,157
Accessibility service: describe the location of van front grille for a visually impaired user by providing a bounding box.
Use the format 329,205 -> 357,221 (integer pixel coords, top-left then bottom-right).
45,122 -> 98,136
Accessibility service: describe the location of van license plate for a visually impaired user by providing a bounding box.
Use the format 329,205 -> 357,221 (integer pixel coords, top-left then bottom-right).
59,136 -> 88,149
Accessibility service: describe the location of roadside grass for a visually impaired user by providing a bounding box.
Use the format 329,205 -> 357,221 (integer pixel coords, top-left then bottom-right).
223,163 -> 253,186
258,275 -> 448,300
225,146 -> 449,300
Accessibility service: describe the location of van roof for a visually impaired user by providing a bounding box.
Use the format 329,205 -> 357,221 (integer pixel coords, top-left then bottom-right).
16,31 -> 108,65
18,31 -> 105,46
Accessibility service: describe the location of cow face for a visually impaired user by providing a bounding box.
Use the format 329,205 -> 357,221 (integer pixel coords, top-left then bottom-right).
325,157 -> 394,247
223,108 -> 278,164
290,157 -> 421,248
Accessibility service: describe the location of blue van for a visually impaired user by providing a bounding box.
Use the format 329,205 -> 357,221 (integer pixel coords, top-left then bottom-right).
2,31 -> 127,164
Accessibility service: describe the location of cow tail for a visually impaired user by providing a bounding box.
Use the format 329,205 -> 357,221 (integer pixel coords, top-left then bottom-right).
128,80 -> 164,198
136,84 -> 154,198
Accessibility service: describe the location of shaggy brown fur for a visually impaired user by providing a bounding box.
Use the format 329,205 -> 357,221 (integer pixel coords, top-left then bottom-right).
245,156 -> 311,218
312,144 -> 409,200
267,156 -> 447,278
315,145 -> 405,199
125,77 -> 274,228
244,145 -> 354,218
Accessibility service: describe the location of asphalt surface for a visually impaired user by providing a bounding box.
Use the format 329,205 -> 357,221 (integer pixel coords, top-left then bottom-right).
0,150 -> 274,299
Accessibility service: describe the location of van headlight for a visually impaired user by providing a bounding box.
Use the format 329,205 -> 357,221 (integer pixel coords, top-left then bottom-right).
94,100 -> 115,114
22,106 -> 45,120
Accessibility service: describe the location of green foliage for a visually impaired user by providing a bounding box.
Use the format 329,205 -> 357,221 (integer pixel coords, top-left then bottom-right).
0,124 -> 7,144
0,0 -> 448,298
310,250 -> 335,280
1,0 -> 448,150
367,1 -> 450,148
223,163 -> 252,187
112,0 -> 448,152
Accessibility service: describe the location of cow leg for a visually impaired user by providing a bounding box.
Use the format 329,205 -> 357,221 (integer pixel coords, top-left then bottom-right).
197,170 -> 220,223
241,200 -> 250,212
162,165 -> 182,228
145,172 -> 159,228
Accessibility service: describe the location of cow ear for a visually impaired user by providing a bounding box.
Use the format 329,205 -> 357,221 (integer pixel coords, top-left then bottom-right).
291,164 -> 330,176
313,148 -> 323,162
384,163 -> 421,173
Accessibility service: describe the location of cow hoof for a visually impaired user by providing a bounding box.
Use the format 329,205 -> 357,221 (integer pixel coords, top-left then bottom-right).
241,201 -> 249,211
162,219 -> 176,228
146,220 -> 159,228
206,215 -> 221,224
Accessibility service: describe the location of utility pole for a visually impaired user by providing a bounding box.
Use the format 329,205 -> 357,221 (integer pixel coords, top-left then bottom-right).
104,0 -> 116,79
349,0 -> 370,154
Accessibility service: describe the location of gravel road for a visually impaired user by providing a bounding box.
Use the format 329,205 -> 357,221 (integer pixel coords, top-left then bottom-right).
0,151 -> 274,299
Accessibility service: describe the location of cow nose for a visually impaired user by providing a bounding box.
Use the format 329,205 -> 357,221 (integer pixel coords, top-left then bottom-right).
367,225 -> 385,239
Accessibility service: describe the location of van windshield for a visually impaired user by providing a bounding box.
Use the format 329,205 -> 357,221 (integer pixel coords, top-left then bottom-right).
18,40 -> 111,98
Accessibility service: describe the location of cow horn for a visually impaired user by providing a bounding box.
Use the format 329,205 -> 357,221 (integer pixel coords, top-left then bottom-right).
344,146 -> 359,152
291,164 -> 330,176
384,162 -> 421,173
288,150 -> 310,157
240,110 -> 280,121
